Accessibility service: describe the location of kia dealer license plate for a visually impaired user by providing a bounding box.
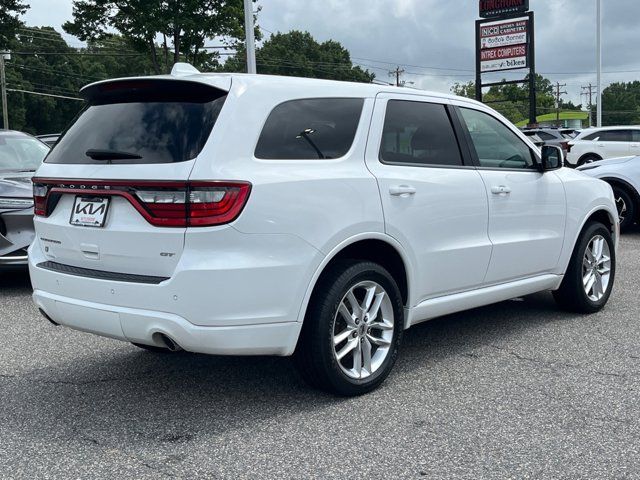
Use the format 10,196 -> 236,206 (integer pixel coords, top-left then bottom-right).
70,196 -> 110,227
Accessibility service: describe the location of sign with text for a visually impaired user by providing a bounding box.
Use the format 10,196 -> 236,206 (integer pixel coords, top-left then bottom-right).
479,0 -> 529,18
480,18 -> 528,49
480,44 -> 528,72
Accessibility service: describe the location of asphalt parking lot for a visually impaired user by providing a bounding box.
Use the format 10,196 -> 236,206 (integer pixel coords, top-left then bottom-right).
1,230 -> 639,479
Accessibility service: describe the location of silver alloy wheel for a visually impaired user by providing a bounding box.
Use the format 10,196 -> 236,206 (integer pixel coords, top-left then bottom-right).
615,195 -> 627,224
332,280 -> 394,380
582,234 -> 612,301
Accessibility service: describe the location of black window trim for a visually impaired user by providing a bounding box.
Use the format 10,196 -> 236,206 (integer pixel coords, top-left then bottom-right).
452,105 -> 542,173
253,96 -> 366,161
377,99 -> 474,170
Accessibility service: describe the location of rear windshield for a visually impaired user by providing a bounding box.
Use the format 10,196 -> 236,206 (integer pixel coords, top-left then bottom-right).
46,81 -> 226,165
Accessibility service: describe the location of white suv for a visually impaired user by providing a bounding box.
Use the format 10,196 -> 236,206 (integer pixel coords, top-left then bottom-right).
30,65 -> 619,395
566,126 -> 640,167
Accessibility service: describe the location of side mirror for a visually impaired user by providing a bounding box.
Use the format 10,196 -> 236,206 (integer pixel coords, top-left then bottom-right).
540,145 -> 563,171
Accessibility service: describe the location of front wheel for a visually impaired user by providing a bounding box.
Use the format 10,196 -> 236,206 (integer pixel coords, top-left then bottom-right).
611,186 -> 636,231
294,261 -> 404,396
553,222 -> 616,313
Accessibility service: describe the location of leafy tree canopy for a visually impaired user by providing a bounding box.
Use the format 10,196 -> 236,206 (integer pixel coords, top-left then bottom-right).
63,0 -> 258,73
0,0 -> 28,50
221,30 -> 375,83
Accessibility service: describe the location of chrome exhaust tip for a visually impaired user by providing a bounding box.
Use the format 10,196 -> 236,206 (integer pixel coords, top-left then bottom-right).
156,333 -> 182,352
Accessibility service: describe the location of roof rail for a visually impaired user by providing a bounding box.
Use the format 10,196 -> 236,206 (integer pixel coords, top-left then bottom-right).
171,62 -> 200,77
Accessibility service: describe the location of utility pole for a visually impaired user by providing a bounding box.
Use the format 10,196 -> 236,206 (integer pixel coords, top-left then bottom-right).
582,83 -> 596,127
389,67 -> 405,87
596,0 -> 602,127
0,52 -> 8,130
554,81 -> 567,127
243,0 -> 256,74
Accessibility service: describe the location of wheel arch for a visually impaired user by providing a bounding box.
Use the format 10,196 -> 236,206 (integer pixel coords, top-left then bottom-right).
295,234 -> 413,325
601,176 -> 640,205
558,205 -> 618,279
578,152 -> 603,165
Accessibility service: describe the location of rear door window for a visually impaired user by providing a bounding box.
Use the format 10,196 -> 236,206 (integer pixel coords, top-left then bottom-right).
46,81 -> 227,165
379,100 -> 463,167
255,98 -> 364,160
598,130 -> 633,142
536,131 -> 556,141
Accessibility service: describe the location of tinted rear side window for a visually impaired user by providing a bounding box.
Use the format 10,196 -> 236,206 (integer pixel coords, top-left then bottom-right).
380,100 -> 463,167
46,82 -> 226,165
255,98 -> 364,160
599,130 -> 633,142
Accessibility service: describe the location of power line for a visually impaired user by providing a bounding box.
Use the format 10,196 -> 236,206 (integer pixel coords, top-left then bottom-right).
554,82 -> 568,126
8,64 -> 106,82
7,51 -> 147,57
6,88 -> 82,101
581,84 -> 596,126
389,66 -> 406,87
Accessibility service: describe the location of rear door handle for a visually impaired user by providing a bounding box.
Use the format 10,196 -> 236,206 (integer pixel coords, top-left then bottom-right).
491,185 -> 511,195
389,185 -> 416,197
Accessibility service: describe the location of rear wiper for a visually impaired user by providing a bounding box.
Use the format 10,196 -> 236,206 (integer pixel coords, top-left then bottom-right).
85,149 -> 142,160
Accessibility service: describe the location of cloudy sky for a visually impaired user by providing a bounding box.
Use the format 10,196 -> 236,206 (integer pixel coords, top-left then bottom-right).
23,0 -> 640,104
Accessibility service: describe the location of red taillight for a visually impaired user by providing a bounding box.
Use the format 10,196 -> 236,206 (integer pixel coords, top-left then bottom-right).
33,184 -> 49,216
561,141 -> 572,153
31,179 -> 251,227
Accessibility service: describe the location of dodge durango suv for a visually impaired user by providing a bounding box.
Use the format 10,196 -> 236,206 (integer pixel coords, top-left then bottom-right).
30,64 -> 619,395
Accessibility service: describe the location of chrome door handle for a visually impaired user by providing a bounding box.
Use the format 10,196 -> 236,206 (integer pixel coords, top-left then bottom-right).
491,185 -> 511,195
389,185 -> 416,196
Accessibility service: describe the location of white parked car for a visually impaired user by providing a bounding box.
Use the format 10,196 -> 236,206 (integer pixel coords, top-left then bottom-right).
30,65 -> 619,395
578,156 -> 640,230
566,126 -> 640,167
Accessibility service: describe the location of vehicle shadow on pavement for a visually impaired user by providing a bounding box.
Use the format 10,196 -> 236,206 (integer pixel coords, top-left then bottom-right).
8,290 -> 570,449
0,267 -> 31,291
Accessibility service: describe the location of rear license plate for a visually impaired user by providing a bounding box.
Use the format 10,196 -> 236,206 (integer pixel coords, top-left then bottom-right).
70,196 -> 110,227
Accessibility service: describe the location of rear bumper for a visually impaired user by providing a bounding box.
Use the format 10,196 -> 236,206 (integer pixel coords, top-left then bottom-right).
33,289 -> 302,356
28,226 -> 321,356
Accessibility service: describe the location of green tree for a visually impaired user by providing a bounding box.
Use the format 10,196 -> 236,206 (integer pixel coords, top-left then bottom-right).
63,0 -> 255,74
4,28 -> 161,134
221,30 -> 374,83
0,0 -> 28,50
451,81 -> 475,99
451,74 -> 557,124
593,81 -> 640,126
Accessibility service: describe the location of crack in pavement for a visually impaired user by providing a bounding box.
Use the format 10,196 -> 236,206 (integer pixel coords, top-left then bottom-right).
487,344 -> 637,380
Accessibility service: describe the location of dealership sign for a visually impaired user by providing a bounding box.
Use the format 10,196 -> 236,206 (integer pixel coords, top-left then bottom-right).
479,0 -> 529,18
480,18 -> 528,49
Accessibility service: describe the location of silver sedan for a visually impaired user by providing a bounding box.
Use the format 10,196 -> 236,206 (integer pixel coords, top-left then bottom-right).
0,130 -> 49,266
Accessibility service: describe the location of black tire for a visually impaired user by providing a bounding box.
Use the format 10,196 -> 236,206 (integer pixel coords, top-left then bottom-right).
553,222 -> 616,313
294,261 -> 404,396
131,342 -> 177,353
611,185 -> 636,231
578,154 -> 602,166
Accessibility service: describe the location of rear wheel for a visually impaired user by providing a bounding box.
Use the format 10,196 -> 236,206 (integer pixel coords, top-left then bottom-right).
553,222 -> 615,313
611,185 -> 636,230
294,261 -> 404,396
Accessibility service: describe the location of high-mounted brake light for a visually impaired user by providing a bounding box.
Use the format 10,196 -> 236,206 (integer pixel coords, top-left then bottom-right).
32,179 -> 251,228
